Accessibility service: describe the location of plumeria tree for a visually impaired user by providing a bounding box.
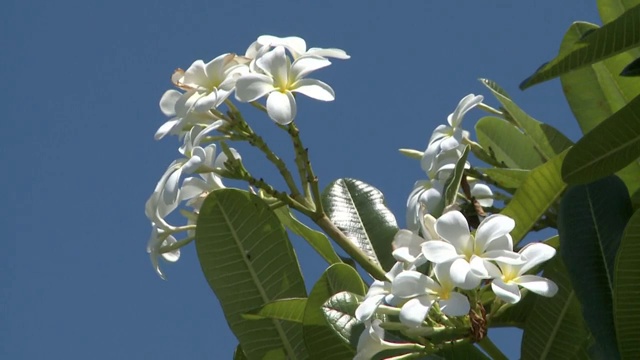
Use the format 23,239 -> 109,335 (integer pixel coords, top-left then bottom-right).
145,2 -> 640,358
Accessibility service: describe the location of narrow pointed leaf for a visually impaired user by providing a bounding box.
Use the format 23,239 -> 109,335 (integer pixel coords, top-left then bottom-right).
521,255 -> 593,360
243,298 -> 307,322
443,145 -> 470,206
196,189 -> 308,360
559,21 -> 640,195
558,176 -> 633,358
303,264 -> 366,359
562,94 -> 640,184
275,207 -> 342,265
501,151 -> 568,244
521,4 -> 640,89
475,116 -> 544,170
322,178 -> 398,271
614,209 -> 640,358
481,79 -> 572,159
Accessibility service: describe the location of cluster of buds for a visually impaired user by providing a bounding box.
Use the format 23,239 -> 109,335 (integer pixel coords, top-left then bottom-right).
145,35 -> 349,278
354,95 -> 558,358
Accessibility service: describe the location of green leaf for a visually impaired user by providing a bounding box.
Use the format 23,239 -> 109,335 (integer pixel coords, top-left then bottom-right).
614,209 -> 640,358
620,56 -> 640,76
558,176 -> 634,359
436,343 -> 490,360
559,21 -> 640,195
521,255 -> 593,360
501,151 -> 568,245
303,263 -> 366,359
475,168 -> 530,189
275,207 -> 342,265
521,4 -> 640,89
480,79 -> 573,159
443,145 -> 470,206
597,0 -> 640,24
243,298 -> 307,322
322,178 -> 398,271
233,345 -> 248,360
475,116 -> 544,170
196,189 -> 308,360
561,94 -> 640,185
321,291 -> 363,347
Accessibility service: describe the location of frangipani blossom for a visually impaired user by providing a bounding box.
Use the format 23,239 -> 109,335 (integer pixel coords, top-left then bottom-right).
147,225 -> 180,280
355,263 -> 403,322
470,182 -> 494,207
256,35 -> 350,60
421,94 -> 483,175
235,46 -> 336,125
354,319 -> 418,360
392,230 -> 428,267
157,89 -> 219,140
406,180 -> 444,231
487,242 -> 558,303
422,211 -> 523,289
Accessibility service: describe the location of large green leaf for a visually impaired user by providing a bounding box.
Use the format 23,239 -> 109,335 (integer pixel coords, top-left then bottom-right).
501,151 -> 568,245
521,4 -> 640,89
614,209 -> 640,358
303,263 -> 366,359
475,116 -> 544,170
196,189 -> 308,360
558,176 -> 634,359
322,178 -> 398,271
480,79 -> 573,159
561,94 -> 640,185
475,168 -> 530,190
559,22 -> 640,195
275,206 -> 342,265
321,291 -> 363,347
243,298 -> 307,322
521,256 -> 592,360
598,0 -> 640,23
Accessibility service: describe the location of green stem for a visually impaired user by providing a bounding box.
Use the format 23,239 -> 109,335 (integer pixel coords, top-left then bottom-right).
313,215 -> 387,280
285,122 -> 311,203
478,337 -> 508,360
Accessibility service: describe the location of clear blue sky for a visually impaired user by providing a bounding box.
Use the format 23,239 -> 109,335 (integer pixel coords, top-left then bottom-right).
3,1 -> 600,358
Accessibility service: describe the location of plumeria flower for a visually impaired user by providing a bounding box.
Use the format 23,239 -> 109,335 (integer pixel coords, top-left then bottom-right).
391,265 -> 470,327
147,224 -> 180,280
469,182 -> 494,208
355,263 -> 403,323
406,179 -> 444,231
392,230 -> 429,268
171,53 -> 249,112
235,46 -> 336,125
145,161 -> 185,231
256,35 -> 350,60
427,146 -> 469,181
486,242 -> 558,303
157,89 -> 219,140
354,319 -> 418,360
421,94 -> 483,175
422,211 -> 524,289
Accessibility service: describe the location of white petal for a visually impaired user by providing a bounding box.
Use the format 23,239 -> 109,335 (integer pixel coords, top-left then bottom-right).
235,74 -> 274,102
160,236 -> 180,262
393,229 -> 422,248
475,214 -> 515,252
483,234 -> 514,253
256,46 -> 289,86
439,292 -> 470,316
392,247 -> 415,263
491,279 -> 521,304
355,294 -> 385,322
516,275 -> 558,297
155,119 -> 180,140
448,94 -> 484,128
400,296 -> 434,327
159,90 -> 181,116
471,183 -> 494,207
193,91 -> 218,112
519,243 -> 556,274
307,47 -> 350,59
180,177 -> 208,200
182,60 -> 207,86
469,256 -> 491,279
435,211 -> 471,252
421,240 -> 460,264
483,250 -> 525,265
290,56 -> 331,80
391,271 -> 433,298
162,168 -> 183,208
266,91 -> 296,125
450,258 -> 481,290
291,79 -> 335,101
258,35 -> 307,58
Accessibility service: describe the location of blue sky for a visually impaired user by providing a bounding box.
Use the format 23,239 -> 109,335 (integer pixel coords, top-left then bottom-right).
3,1 -> 600,358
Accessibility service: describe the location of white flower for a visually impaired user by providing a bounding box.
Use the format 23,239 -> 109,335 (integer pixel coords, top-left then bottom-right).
421,94 -> 483,175
171,53 -> 249,112
256,35 -> 350,60
147,225 -> 180,280
355,263 -> 403,322
156,89 -> 219,140
406,180 -> 444,230
470,182 -> 494,208
392,230 -> 428,267
421,211 -> 523,289
354,319 -> 417,360
235,46 -> 336,125
487,242 -> 558,303
391,266 -> 470,327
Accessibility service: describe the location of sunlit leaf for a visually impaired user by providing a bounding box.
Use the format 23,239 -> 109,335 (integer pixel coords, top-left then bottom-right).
322,178 -> 398,271
196,189 -> 308,360
475,116 -> 544,170
614,209 -> 640,358
243,298 -> 307,322
303,264 -> 366,359
321,291 -> 363,346
501,151 -> 568,245
475,168 -> 530,190
558,176 -> 633,358
521,4 -> 640,89
597,0 -> 640,24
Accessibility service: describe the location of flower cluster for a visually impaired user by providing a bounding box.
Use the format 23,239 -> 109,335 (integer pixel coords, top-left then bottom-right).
145,35 -> 348,279
354,95 -> 558,358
